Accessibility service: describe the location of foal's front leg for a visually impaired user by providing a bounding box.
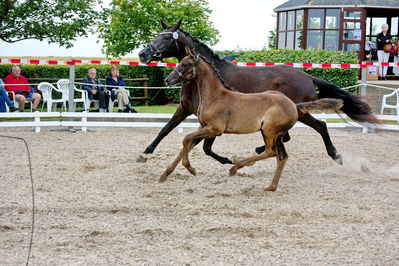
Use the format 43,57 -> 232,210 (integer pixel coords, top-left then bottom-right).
181,127 -> 218,176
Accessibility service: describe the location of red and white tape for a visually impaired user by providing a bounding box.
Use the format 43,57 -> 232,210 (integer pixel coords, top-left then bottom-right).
1,58 -> 399,68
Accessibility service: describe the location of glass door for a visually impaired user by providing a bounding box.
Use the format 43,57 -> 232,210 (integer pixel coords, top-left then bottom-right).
340,7 -> 366,57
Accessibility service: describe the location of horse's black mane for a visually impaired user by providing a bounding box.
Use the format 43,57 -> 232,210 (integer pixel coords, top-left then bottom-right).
198,55 -> 233,91
178,29 -> 227,64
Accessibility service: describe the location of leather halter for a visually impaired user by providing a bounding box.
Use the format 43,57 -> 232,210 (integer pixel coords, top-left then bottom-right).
147,30 -> 180,59
175,55 -> 200,84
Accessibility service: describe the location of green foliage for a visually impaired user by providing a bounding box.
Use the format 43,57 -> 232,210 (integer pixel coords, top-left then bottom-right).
98,0 -> 220,57
0,0 -> 101,47
0,64 -> 169,105
220,48 -> 359,92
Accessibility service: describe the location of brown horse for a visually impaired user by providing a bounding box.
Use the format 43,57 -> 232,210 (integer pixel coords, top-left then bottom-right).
138,20 -> 378,166
161,52 -> 343,191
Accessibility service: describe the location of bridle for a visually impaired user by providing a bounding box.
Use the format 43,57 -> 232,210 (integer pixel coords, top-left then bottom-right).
174,55 -> 200,84
147,30 -> 181,59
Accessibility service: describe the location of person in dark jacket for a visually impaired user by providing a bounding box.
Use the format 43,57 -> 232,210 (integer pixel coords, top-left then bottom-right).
82,68 -> 110,112
376,24 -> 392,80
106,66 -> 137,113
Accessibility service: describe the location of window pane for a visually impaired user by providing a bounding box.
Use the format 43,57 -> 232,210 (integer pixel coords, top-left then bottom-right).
326,9 -> 340,29
296,10 -> 304,29
344,22 -> 362,29
286,31 -> 294,49
279,12 -> 287,31
287,11 -> 295,30
278,32 -> 286,48
307,30 -> 324,49
308,9 -> 325,29
366,17 -> 371,35
344,11 -> 362,19
344,29 -> 362,40
295,30 -> 303,49
371,17 -> 387,35
391,17 -> 398,36
342,43 -> 360,51
325,31 -> 339,50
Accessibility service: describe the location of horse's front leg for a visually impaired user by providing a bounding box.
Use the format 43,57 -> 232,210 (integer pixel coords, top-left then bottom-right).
136,105 -> 191,163
203,137 -> 234,165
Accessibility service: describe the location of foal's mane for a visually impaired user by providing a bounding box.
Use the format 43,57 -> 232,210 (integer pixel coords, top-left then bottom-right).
198,55 -> 233,91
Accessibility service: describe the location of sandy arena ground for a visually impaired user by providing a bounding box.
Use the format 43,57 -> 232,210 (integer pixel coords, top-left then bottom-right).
0,127 -> 398,265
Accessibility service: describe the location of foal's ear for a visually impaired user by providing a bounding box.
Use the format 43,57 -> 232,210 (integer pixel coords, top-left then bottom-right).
160,19 -> 168,29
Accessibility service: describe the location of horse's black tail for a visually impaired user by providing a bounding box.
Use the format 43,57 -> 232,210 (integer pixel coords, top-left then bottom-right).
312,77 -> 380,124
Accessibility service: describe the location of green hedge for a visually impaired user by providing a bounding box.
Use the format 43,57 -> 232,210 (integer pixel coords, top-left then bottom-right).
0,64 -> 167,106
219,49 -> 359,92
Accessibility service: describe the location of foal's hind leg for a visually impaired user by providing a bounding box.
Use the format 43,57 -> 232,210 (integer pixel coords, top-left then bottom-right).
299,113 -> 342,164
265,135 -> 288,191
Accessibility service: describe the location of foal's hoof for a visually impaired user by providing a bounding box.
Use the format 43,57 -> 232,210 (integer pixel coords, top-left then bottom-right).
229,166 -> 238,176
188,167 -> 196,176
136,154 -> 148,163
159,175 -> 167,183
255,146 -> 265,154
264,186 -> 277,192
333,154 -> 343,165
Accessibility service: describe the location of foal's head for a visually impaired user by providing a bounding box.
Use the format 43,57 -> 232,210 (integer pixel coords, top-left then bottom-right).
166,51 -> 200,86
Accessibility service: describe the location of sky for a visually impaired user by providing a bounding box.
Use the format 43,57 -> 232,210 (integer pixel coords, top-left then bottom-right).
0,0 -> 287,58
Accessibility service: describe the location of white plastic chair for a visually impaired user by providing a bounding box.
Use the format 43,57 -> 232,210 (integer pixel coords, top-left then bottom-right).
38,82 -> 67,112
57,79 -> 89,111
380,89 -> 399,122
6,90 -> 33,112
108,89 -> 131,112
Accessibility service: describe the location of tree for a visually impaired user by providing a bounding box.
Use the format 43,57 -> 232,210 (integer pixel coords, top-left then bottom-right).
0,0 -> 101,47
97,0 -> 220,57
267,30 -> 275,49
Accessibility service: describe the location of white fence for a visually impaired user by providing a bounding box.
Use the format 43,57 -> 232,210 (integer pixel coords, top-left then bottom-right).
0,112 -> 398,133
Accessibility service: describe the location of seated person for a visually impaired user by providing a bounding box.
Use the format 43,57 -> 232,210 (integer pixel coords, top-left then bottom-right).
0,79 -> 18,112
5,65 -> 41,111
106,66 -> 137,113
82,68 -> 110,112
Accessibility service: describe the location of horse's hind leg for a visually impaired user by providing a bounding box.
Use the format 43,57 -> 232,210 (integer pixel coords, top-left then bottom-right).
203,137 -> 234,165
299,113 -> 342,164
159,137 -> 202,182
265,134 -> 288,191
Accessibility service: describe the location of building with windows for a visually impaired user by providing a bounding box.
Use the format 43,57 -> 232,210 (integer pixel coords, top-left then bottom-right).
274,0 -> 399,60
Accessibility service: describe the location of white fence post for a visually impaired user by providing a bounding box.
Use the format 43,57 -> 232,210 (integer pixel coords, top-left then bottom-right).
34,111 -> 40,133
82,111 -> 87,132
360,66 -> 367,97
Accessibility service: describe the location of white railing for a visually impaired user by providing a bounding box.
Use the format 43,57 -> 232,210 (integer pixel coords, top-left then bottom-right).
0,112 -> 398,133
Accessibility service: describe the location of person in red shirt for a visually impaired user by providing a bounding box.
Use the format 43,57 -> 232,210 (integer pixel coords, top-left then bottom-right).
5,65 -> 41,111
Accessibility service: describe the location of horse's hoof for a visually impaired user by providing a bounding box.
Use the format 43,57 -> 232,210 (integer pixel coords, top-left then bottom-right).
136,154 -> 148,163
333,154 -> 343,165
159,175 -> 167,183
264,186 -> 276,191
255,146 -> 265,154
231,156 -> 239,164
229,166 -> 237,176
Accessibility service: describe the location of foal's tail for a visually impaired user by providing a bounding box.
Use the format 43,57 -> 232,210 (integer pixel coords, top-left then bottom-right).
296,98 -> 344,114
312,77 -> 380,124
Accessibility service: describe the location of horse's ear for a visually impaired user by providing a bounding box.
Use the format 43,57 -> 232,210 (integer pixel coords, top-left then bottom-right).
190,48 -> 197,56
185,46 -> 192,56
172,19 -> 182,31
160,19 -> 168,29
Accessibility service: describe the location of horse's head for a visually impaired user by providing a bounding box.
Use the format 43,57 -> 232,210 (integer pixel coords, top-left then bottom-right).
166,49 -> 200,86
139,20 -> 193,64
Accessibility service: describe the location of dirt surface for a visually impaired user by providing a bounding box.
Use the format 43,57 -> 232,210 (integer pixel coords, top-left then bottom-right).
0,127 -> 398,265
